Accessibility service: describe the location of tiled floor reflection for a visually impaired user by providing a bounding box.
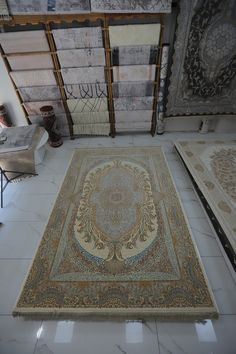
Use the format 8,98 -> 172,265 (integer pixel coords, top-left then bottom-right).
0,132 -> 236,354
35,320 -> 158,354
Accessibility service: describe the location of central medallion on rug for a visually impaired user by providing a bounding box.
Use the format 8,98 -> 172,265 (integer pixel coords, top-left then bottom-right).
14,147 -> 218,319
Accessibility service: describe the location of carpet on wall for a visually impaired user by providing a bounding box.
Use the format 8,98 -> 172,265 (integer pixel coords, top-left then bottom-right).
166,0 -> 236,116
175,140 -> 236,268
6,0 -> 170,14
13,147 -> 218,319
0,30 -> 49,53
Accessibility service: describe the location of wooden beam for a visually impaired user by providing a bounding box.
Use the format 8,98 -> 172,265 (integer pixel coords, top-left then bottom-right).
0,44 -> 30,125
0,13 -> 162,27
151,23 -> 164,136
44,22 -> 74,139
103,15 -> 116,138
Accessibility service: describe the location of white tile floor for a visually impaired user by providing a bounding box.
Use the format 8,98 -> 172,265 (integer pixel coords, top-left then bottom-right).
0,132 -> 236,354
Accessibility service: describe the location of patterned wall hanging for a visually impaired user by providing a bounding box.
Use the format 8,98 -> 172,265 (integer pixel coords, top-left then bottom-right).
52,27 -> 103,49
156,44 -> 169,134
0,29 -> 70,136
90,0 -> 171,13
6,0 -> 171,14
65,83 -> 107,99
112,82 -> 153,98
0,18 -> 164,137
109,23 -> 161,132
6,0 -> 90,13
54,26 -> 110,136
166,0 -> 236,116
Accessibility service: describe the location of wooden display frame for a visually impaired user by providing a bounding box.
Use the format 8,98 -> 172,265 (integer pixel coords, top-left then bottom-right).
0,13 -> 165,138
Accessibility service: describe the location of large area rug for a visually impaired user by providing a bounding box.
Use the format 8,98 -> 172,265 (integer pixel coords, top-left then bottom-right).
175,140 -> 236,271
13,147 -> 218,319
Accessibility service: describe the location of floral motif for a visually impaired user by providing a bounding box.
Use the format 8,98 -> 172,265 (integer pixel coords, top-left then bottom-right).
74,159 -> 158,262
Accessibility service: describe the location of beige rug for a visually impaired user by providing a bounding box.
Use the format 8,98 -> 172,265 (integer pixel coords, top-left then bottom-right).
13,147 -> 218,319
175,140 -> 236,269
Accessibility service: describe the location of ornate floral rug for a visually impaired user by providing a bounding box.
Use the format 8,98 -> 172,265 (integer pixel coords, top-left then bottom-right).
175,140 -> 236,270
13,147 -> 218,319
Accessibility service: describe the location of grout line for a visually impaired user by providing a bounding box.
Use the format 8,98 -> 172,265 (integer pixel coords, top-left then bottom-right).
155,320 -> 161,354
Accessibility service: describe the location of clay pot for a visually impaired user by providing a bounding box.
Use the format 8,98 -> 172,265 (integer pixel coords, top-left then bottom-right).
40,105 -> 63,148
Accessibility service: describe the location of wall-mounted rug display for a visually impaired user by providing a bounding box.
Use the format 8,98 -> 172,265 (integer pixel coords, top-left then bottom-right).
109,24 -> 161,47
109,23 -> 161,133
19,86 -> 61,102
166,0 -> 236,116
73,123 -> 110,135
13,147 -> 218,319
6,0 -> 47,13
47,0 -> 90,13
0,19 -> 163,136
29,114 -> 69,137
111,45 -> 158,66
6,0 -> 90,14
55,114 -> 71,136
53,25 -> 106,136
67,98 -> 108,113
6,0 -> 170,14
56,123 -> 70,137
53,27 -> 103,50
61,67 -> 105,84
64,83 -> 107,99
113,65 -> 156,82
114,96 -> 153,111
115,110 -> 153,123
156,44 -> 169,134
175,140 -> 236,270
115,122 -> 151,132
24,101 -> 65,115
0,30 -> 49,53
91,0 -> 171,13
57,48 -> 105,68
112,81 -> 153,98
71,112 -> 109,125
8,54 -> 54,70
10,70 -> 57,87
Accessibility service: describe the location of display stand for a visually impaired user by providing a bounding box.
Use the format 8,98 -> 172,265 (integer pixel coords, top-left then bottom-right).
0,166 -> 37,208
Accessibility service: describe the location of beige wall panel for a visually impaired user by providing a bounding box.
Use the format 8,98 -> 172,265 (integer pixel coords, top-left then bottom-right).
114,97 -> 153,111
53,27 -> 103,50
10,70 -> 56,87
57,48 -> 105,68
115,110 -> 152,123
113,65 -> 156,82
73,123 -> 110,135
116,122 -> 151,131
67,98 -> 108,113
61,67 -> 105,84
71,111 -> 109,124
109,24 -> 161,47
0,30 -> 49,53
19,86 -> 61,102
24,101 -> 65,115
8,54 -> 54,70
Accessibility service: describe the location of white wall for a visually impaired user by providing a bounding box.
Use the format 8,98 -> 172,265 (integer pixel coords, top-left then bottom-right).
0,56 -> 26,126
